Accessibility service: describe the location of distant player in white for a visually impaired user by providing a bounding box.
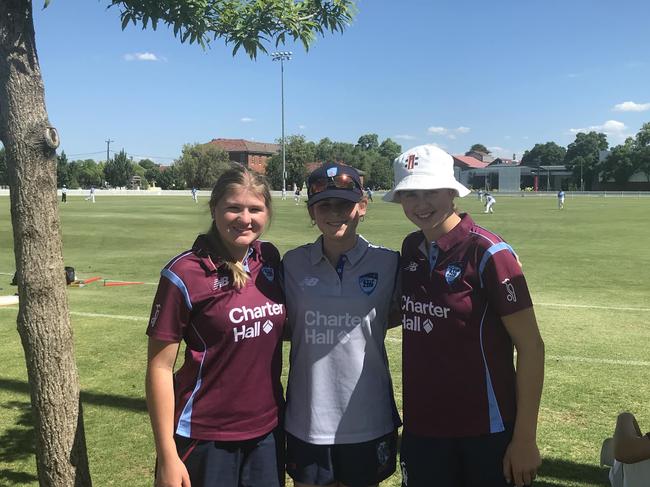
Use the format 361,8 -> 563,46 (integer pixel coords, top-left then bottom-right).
85,186 -> 95,203
484,192 -> 495,213
191,187 -> 198,203
557,190 -> 565,210
477,189 -> 484,202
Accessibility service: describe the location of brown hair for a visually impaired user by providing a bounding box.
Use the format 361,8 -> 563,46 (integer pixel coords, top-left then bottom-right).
205,164 -> 272,289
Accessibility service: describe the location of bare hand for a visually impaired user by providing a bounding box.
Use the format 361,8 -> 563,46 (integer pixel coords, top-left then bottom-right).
502,439 -> 541,486
155,455 -> 191,487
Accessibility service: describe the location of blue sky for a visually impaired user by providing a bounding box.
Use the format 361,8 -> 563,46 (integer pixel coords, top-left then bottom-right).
32,0 -> 650,164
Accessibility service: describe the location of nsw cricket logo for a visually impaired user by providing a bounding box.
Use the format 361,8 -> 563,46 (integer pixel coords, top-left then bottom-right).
444,263 -> 463,285
359,272 -> 378,295
261,266 -> 275,282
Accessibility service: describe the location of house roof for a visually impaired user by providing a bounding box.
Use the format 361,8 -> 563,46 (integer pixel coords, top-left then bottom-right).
208,138 -> 280,155
452,155 -> 489,169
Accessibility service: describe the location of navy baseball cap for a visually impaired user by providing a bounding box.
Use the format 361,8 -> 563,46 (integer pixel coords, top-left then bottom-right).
307,163 -> 363,207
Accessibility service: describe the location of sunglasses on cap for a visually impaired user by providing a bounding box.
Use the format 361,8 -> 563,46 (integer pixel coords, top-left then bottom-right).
309,174 -> 361,196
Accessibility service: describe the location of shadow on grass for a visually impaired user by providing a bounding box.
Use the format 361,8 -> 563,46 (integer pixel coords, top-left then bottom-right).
537,457 -> 609,486
0,400 -> 38,485
0,377 -> 146,412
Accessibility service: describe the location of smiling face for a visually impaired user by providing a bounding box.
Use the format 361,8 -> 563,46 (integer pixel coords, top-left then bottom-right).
309,197 -> 367,244
398,189 -> 459,241
212,185 -> 269,260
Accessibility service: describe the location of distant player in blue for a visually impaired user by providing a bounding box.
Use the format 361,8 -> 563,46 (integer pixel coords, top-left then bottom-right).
557,190 -> 565,210
366,186 -> 374,202
191,187 -> 198,203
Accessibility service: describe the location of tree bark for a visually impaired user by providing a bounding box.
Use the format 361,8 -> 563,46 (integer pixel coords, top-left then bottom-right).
0,1 -> 92,485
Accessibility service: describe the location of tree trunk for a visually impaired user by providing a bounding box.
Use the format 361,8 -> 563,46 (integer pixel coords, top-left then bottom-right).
0,1 -> 92,486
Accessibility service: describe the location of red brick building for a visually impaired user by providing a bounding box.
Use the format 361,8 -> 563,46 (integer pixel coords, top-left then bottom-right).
208,138 -> 280,174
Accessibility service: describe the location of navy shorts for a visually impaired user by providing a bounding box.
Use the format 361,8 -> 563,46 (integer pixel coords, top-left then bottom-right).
171,428 -> 285,487
399,425 -> 530,487
286,430 -> 398,487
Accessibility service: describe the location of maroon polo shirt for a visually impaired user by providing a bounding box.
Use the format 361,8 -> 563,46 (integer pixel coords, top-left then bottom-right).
400,213 -> 533,438
146,236 -> 285,441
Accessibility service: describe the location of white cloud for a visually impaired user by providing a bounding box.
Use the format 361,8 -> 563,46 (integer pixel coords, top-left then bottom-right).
570,120 -> 626,135
613,101 -> 650,112
569,120 -> 630,143
394,134 -> 416,140
427,126 -> 470,139
240,117 -> 255,123
123,52 -> 161,62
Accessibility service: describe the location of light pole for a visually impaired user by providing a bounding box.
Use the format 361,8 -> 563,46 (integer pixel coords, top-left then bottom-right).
272,51 -> 291,197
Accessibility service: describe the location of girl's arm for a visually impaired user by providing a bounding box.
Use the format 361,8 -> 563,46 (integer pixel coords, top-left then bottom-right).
501,307 -> 545,487
146,337 -> 191,487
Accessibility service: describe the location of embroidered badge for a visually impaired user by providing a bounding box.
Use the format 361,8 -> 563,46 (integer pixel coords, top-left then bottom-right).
359,272 -> 378,295
444,263 -> 463,285
261,266 -> 274,282
326,166 -> 338,177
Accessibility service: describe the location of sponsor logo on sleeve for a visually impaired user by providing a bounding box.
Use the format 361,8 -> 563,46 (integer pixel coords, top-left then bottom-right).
501,278 -> 517,302
359,272 -> 378,295
261,266 -> 275,282
444,263 -> 463,285
149,304 -> 161,328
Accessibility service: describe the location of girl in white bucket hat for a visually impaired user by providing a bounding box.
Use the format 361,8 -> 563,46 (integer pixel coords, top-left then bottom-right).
387,144 -> 545,487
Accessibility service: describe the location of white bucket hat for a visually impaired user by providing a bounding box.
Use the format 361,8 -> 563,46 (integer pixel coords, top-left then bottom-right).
383,144 -> 470,202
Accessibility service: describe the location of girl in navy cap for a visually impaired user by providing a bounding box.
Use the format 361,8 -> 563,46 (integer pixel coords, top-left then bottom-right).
282,163 -> 401,487
146,165 -> 286,487
384,145 -> 544,487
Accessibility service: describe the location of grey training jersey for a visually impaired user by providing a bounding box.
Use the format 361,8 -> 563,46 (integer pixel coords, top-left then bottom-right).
283,235 -> 401,444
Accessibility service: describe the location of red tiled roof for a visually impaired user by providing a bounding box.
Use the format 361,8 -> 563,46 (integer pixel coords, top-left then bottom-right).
208,138 -> 280,155
452,155 -> 489,169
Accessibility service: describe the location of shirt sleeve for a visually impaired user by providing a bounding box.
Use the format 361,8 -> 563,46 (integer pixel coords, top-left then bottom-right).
146,272 -> 191,342
480,244 -> 533,317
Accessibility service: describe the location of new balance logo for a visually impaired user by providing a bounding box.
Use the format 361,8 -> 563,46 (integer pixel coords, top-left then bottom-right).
404,261 -> 418,272
213,276 -> 229,290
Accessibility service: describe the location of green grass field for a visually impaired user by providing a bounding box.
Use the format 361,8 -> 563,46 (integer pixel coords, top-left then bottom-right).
1,194 -> 649,486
